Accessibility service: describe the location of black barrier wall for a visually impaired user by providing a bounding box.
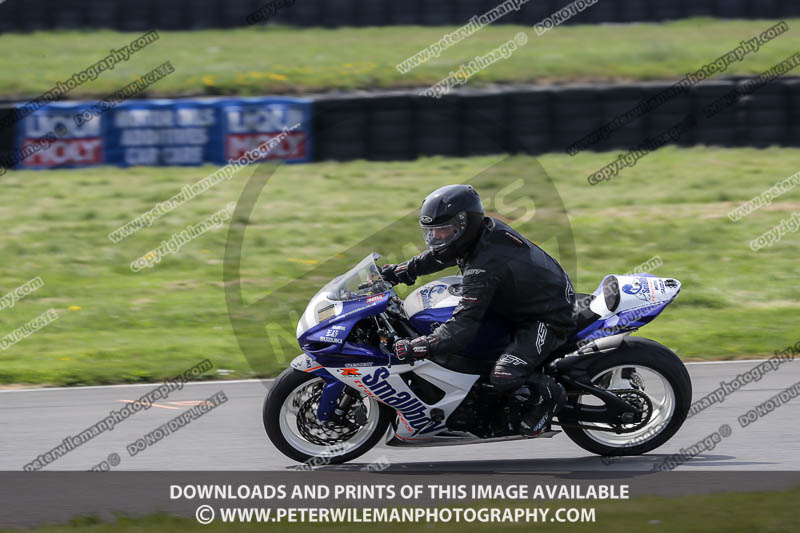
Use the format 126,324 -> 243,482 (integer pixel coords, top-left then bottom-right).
1,0 -> 800,31
312,78 -> 800,162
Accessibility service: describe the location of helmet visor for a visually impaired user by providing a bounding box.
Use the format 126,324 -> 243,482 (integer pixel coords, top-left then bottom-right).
421,212 -> 467,252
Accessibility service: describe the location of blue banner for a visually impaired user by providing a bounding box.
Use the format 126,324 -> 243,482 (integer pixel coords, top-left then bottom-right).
215,97 -> 312,165
12,97 -> 313,170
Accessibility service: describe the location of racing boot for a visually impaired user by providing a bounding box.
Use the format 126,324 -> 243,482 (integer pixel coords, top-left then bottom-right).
519,374 -> 566,438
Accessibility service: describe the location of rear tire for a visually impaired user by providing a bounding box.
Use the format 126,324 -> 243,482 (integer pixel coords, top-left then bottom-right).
264,368 -> 394,464
561,337 -> 691,456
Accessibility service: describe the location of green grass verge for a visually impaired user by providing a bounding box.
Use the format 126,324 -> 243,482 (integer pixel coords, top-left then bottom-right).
7,487 -> 800,532
1,18 -> 799,98
0,146 -> 798,386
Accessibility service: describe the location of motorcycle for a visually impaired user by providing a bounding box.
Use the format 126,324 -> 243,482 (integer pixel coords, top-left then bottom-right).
263,253 -> 691,464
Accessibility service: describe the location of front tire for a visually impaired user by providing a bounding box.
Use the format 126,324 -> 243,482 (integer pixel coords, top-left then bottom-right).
561,337 -> 692,456
264,368 -> 394,464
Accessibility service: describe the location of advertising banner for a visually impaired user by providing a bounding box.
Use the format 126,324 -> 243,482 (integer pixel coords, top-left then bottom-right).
11,97 -> 313,170
217,96 -> 312,165
14,101 -> 104,170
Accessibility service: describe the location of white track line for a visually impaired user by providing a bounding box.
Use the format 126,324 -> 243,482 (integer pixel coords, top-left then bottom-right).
685,359 -> 788,365
0,359 -> 785,394
0,378 -> 271,394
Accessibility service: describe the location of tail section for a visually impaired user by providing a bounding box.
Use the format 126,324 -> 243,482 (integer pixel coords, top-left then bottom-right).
570,274 -> 681,345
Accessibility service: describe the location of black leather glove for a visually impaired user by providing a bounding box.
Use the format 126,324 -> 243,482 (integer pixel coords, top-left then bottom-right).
393,337 -> 430,361
380,262 -> 415,286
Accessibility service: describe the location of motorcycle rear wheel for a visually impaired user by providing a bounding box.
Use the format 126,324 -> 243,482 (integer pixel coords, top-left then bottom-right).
561,337 -> 692,456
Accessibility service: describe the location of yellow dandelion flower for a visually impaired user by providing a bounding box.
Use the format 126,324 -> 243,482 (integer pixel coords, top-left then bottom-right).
68,305 -> 81,311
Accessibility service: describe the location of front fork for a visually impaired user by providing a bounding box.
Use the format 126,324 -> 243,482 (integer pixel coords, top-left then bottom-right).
315,376 -> 345,422
312,371 -> 366,426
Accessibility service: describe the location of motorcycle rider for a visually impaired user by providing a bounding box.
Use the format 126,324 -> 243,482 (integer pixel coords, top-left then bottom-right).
381,184 -> 576,437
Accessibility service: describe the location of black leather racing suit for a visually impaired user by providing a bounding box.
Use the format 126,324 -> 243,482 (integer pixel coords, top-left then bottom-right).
401,216 -> 576,392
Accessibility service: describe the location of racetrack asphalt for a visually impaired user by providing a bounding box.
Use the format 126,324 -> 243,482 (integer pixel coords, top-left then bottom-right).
1,359 -> 798,472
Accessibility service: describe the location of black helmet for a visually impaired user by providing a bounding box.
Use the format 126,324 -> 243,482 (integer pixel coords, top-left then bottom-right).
419,184 -> 484,261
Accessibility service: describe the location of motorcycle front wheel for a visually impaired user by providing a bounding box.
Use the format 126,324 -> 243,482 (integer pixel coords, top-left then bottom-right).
263,368 -> 394,464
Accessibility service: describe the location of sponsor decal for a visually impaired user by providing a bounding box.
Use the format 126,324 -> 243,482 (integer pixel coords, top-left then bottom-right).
646,278 -> 657,302
623,277 -> 659,303
420,216 -> 433,223
463,268 -> 485,276
622,279 -> 642,295
357,368 -> 444,436
627,278 -> 651,303
291,354 -> 317,371
338,368 -> 361,376
318,326 -> 346,345
419,283 -> 447,309
366,294 -> 383,304
623,279 -> 649,302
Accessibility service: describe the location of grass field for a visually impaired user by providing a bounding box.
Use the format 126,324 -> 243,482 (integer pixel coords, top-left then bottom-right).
0,19 -> 798,98
6,487 -> 800,532
0,146 -> 798,386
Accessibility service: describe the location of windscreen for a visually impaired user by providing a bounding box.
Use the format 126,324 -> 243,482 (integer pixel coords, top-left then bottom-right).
320,254 -> 391,301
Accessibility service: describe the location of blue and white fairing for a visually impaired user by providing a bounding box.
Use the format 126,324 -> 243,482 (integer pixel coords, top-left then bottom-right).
403,276 -> 463,332
404,277 -> 511,360
295,255 -> 392,362
291,256 -> 478,440
569,273 -> 682,344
